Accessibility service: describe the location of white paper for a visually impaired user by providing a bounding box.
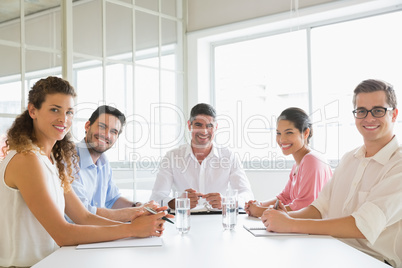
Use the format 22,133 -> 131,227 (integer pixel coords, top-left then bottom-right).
243,224 -> 307,237
76,236 -> 162,249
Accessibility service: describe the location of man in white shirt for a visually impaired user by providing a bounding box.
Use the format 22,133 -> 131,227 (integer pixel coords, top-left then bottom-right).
150,103 -> 254,209
261,79 -> 402,267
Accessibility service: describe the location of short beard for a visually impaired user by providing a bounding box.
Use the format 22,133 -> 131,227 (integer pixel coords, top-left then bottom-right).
86,140 -> 109,156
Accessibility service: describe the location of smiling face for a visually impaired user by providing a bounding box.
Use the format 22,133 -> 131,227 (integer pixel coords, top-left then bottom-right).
354,91 -> 398,149
188,114 -> 217,149
29,93 -> 74,149
84,113 -> 121,155
276,119 -> 309,157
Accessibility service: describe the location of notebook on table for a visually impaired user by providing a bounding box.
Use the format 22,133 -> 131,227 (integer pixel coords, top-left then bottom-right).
243,223 -> 307,237
170,205 -> 246,215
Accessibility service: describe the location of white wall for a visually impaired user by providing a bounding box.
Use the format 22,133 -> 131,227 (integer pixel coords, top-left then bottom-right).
187,0 -> 338,32
246,170 -> 289,201
114,169 -> 290,202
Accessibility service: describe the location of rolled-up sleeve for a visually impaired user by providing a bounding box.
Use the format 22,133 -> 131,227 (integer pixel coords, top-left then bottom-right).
228,153 -> 254,204
352,202 -> 386,245
150,153 -> 175,206
352,170 -> 402,245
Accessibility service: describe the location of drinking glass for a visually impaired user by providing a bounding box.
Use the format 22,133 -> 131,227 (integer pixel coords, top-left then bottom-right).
175,191 -> 191,234
222,189 -> 238,230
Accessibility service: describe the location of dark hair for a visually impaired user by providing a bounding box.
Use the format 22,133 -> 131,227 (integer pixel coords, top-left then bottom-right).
88,105 -> 126,134
5,76 -> 78,190
277,107 -> 313,144
189,103 -> 216,122
353,79 -> 397,108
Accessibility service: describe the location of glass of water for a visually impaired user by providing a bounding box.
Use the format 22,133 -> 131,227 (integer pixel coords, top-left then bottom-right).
175,191 -> 191,234
222,189 -> 238,230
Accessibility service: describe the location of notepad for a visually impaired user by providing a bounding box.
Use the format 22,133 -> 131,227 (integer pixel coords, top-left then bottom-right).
243,224 -> 307,237
76,236 -> 163,249
171,206 -> 246,215
191,203 -> 222,214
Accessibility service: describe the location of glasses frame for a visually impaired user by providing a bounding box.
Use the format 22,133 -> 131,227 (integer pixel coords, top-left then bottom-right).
352,107 -> 394,119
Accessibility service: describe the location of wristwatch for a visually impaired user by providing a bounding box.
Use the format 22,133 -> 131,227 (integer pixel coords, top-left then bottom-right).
132,202 -> 141,207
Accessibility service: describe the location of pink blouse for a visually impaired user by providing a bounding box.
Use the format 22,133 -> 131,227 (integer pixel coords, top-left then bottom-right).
276,152 -> 332,211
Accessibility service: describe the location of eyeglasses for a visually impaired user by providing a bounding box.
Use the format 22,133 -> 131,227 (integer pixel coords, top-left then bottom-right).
352,107 -> 394,119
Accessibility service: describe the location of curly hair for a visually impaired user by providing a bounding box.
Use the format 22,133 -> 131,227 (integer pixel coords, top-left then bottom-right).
5,76 -> 79,191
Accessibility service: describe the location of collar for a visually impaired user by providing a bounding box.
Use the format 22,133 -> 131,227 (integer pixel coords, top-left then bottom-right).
76,139 -> 107,168
184,143 -> 219,160
354,136 -> 399,165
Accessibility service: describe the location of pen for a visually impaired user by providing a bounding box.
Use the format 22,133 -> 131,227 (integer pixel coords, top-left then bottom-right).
274,199 -> 279,210
144,207 -> 174,224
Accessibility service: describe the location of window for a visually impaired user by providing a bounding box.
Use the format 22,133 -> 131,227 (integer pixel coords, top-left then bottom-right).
212,7 -> 402,168
214,30 -> 308,168
311,11 -> 402,161
0,0 -> 184,200
71,1 -> 184,167
0,0 -> 63,136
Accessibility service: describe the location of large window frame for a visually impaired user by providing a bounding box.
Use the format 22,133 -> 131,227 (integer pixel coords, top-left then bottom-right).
187,0 -> 402,169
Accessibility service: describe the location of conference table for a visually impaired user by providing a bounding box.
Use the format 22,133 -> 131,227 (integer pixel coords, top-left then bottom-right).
33,214 -> 389,268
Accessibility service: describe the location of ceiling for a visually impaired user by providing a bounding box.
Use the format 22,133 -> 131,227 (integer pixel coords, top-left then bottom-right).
0,0 -> 65,24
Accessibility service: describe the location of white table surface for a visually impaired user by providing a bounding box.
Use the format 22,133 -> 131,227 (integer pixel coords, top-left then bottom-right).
33,214 -> 389,268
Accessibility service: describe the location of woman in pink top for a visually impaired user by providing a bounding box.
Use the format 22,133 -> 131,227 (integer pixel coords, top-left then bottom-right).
245,107 -> 332,217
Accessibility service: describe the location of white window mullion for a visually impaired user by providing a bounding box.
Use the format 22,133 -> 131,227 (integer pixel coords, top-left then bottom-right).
306,27 -> 314,149
102,0 -> 107,102
131,2 -> 138,202
20,0 -> 26,112
158,0 -> 163,159
62,0 -> 74,82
